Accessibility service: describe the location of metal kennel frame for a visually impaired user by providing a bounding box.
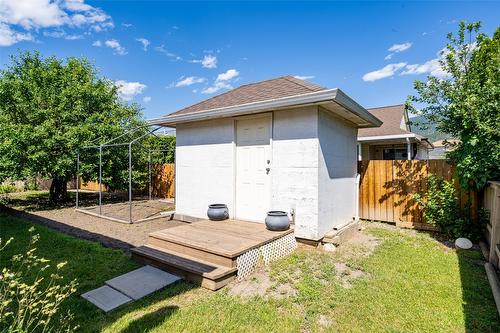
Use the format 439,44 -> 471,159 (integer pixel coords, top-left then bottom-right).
75,125 -> 175,223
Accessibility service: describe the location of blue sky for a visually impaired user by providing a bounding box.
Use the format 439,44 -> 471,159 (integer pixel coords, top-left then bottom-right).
1,1 -> 499,120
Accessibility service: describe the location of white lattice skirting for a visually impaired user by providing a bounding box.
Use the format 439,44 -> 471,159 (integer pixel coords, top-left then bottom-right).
236,233 -> 297,280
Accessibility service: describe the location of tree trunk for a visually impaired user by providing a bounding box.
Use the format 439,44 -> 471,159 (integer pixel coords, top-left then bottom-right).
49,176 -> 68,203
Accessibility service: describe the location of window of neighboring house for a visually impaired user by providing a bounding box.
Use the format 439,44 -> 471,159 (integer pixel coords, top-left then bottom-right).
383,147 -> 408,160
380,143 -> 418,160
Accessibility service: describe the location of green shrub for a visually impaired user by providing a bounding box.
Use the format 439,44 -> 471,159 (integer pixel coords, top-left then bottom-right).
414,174 -> 483,240
0,184 -> 17,194
23,179 -> 38,191
0,228 -> 78,333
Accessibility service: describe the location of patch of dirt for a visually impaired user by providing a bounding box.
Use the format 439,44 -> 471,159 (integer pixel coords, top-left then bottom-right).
228,269 -> 272,297
3,203 -> 183,252
317,314 -> 333,328
334,262 -> 366,288
228,268 -> 297,299
229,226 -> 382,297
341,229 -> 381,257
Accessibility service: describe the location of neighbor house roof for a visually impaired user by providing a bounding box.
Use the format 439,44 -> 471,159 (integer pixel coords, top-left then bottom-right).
357,104 -> 433,148
358,104 -> 410,138
150,76 -> 382,128
432,139 -> 460,147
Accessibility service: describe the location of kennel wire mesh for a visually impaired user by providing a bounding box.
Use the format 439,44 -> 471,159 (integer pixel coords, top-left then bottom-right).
75,125 -> 175,223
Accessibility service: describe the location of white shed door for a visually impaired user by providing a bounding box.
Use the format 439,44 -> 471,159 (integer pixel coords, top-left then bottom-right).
235,116 -> 271,222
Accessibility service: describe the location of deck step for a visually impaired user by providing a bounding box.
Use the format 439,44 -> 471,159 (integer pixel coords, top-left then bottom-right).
148,234 -> 236,268
131,245 -> 237,291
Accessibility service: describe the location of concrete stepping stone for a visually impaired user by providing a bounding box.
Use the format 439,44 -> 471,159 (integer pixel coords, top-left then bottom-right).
81,285 -> 132,312
105,265 -> 181,300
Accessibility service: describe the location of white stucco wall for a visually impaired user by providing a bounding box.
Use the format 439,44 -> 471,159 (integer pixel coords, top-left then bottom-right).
175,118 -> 235,218
271,107 -> 320,240
317,109 -> 358,237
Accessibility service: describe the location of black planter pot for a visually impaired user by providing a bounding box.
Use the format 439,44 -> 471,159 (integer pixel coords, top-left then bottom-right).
207,204 -> 229,221
265,211 -> 290,231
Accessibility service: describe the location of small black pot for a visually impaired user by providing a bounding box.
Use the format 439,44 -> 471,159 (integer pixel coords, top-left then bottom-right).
207,204 -> 229,221
265,211 -> 290,231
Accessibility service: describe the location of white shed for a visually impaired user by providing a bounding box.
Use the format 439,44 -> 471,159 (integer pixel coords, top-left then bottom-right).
152,76 -> 381,241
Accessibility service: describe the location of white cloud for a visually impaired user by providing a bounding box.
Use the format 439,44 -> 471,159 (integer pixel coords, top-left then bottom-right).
201,82 -> 232,94
154,44 -> 182,60
401,48 -> 452,78
202,69 -> 240,94
42,28 -> 81,40
293,75 -> 315,80
121,22 -> 133,28
402,59 -> 441,76
92,40 -> 101,47
136,37 -> 149,51
190,54 -> 217,68
115,80 -> 146,101
384,42 -> 412,61
64,0 -> 92,12
388,42 -> 412,53
216,69 -> 239,82
362,62 -> 407,82
105,39 -> 126,55
43,29 -> 65,38
0,22 -> 32,46
402,60 -> 448,78
64,34 -> 82,40
201,54 -> 217,68
0,0 -> 67,29
143,96 -> 151,103
172,76 -> 207,88
0,0 -> 113,46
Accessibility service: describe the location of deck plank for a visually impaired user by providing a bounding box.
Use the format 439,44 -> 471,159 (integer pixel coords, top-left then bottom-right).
149,219 -> 293,258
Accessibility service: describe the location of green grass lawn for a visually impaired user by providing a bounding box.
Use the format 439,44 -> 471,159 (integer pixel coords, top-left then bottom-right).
1,213 -> 499,332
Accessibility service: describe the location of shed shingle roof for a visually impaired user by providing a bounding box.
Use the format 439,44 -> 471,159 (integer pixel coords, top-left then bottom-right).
168,76 -> 327,116
358,104 -> 411,137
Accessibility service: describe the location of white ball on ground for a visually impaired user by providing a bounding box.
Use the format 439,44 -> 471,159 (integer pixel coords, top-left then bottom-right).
455,238 -> 473,249
323,243 -> 336,252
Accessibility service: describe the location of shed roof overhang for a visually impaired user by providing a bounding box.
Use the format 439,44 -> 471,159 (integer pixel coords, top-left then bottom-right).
149,89 -> 382,128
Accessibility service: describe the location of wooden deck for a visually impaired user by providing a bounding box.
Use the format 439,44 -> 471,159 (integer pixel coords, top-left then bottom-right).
132,219 -> 293,290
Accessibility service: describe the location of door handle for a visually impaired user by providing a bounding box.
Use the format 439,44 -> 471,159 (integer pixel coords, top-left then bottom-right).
266,167 -> 270,174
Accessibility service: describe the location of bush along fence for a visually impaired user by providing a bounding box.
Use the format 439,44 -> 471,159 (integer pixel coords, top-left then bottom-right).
79,163 -> 175,199
358,160 -> 478,232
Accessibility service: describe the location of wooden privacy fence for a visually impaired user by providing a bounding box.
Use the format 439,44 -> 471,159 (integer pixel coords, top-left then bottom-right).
151,163 -> 175,199
79,163 -> 175,198
358,160 -> 477,230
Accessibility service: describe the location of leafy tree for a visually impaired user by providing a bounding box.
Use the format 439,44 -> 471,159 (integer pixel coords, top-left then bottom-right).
407,22 -> 500,189
0,51 -> 146,202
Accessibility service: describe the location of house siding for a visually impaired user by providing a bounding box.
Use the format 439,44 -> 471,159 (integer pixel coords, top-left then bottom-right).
271,106 -> 319,240
175,118 -> 235,218
318,109 -> 358,237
